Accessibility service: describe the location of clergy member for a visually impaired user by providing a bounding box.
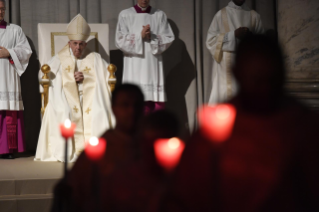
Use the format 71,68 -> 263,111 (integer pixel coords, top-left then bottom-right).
35,14 -> 115,162
206,0 -> 263,104
0,0 -> 32,159
115,0 -> 175,113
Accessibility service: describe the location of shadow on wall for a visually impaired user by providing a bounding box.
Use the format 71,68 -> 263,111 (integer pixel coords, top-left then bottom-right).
163,19 -> 196,139
87,38 -> 110,63
20,37 -> 41,153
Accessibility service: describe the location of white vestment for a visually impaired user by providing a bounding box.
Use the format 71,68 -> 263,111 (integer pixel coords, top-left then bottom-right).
35,44 -> 115,162
0,23 -> 32,110
206,1 -> 264,104
115,7 -> 175,102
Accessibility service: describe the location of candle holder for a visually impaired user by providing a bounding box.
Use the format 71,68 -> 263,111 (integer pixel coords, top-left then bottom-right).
84,137 -> 107,162
59,119 -> 76,180
197,104 -> 236,142
154,137 -> 185,172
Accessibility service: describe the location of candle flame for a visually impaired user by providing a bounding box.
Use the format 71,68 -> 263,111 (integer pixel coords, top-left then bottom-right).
168,137 -> 180,149
89,137 -> 99,146
215,105 -> 231,120
64,119 -> 71,128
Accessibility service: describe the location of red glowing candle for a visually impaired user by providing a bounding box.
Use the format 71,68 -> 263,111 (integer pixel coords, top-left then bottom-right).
85,137 -> 107,161
198,104 -> 236,142
59,119 -> 76,138
154,137 -> 185,172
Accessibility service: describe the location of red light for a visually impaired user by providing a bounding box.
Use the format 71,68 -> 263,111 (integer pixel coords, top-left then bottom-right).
60,119 -> 76,138
198,104 -> 236,142
85,137 -> 107,161
154,137 -> 185,172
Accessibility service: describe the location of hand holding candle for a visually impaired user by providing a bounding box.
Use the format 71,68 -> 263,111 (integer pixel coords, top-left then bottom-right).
60,119 -> 76,138
154,137 -> 185,172
85,137 -> 107,161
198,104 -> 236,142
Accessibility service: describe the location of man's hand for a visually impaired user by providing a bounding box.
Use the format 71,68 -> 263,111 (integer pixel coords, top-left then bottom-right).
0,46 -> 10,58
74,72 -> 84,83
141,25 -> 151,40
235,27 -> 251,40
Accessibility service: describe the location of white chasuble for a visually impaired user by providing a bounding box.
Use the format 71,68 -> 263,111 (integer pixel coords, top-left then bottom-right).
206,1 -> 264,104
35,44 -> 115,162
116,7 -> 175,102
0,24 -> 32,110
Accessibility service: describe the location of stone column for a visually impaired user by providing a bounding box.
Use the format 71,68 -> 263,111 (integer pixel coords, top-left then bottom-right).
278,0 -> 319,110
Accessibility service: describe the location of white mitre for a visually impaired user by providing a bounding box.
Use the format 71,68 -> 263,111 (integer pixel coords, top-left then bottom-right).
66,14 -> 91,41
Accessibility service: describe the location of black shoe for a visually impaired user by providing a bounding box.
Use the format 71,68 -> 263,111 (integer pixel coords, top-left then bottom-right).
0,153 -> 14,159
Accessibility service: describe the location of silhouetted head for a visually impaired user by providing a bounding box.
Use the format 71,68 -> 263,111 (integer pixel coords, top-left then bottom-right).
138,110 -> 180,173
112,84 -> 144,134
232,0 -> 245,6
232,35 -> 285,110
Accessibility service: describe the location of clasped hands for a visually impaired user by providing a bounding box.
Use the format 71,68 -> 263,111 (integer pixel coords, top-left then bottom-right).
0,46 -> 10,58
235,27 -> 252,40
141,24 -> 151,40
74,72 -> 84,83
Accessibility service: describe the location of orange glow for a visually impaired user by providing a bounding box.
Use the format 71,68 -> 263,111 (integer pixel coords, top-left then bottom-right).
154,137 -> 185,172
60,119 -> 76,138
198,104 -> 236,142
85,137 -> 107,161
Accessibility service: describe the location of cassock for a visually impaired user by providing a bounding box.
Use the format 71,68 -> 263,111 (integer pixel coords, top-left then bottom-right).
0,20 -> 32,155
206,1 -> 263,104
116,4 -> 174,102
35,14 -> 115,162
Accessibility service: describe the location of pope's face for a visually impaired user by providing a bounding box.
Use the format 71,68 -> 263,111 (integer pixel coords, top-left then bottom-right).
69,40 -> 87,58
0,1 -> 5,21
137,0 -> 150,8
232,0 -> 245,6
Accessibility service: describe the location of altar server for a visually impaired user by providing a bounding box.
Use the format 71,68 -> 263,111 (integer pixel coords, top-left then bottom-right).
115,0 -> 175,113
0,0 -> 32,159
35,14 -> 115,162
206,0 -> 264,104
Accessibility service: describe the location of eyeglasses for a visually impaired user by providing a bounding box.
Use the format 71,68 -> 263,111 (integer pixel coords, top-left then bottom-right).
0,8 -> 6,12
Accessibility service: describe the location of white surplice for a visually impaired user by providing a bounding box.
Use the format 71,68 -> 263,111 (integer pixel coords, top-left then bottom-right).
35,45 -> 115,162
206,1 -> 264,104
115,7 -> 175,102
0,23 -> 32,110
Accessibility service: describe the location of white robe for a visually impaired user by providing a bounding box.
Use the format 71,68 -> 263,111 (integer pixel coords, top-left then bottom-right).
0,23 -> 32,110
115,7 -> 175,102
35,45 -> 115,162
206,1 -> 264,104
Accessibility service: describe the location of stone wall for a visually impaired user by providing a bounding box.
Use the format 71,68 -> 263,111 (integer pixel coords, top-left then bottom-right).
278,0 -> 319,110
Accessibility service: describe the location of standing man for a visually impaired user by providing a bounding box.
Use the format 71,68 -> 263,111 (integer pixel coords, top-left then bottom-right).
35,14 -> 115,162
0,0 -> 32,159
206,0 -> 263,104
116,0 -> 175,113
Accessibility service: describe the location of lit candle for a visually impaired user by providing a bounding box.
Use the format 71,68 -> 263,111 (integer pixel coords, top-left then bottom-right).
85,137 -> 107,161
154,137 -> 185,172
198,104 -> 236,142
59,119 -> 76,138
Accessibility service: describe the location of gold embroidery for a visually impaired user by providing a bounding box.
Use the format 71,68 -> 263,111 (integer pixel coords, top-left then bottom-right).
85,107 -> 91,114
65,66 -> 71,73
83,66 -> 91,74
73,106 -> 79,113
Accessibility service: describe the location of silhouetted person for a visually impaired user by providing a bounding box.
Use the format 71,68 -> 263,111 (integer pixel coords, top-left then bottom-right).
102,110 -> 180,212
51,84 -> 144,212
162,35 -> 319,212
